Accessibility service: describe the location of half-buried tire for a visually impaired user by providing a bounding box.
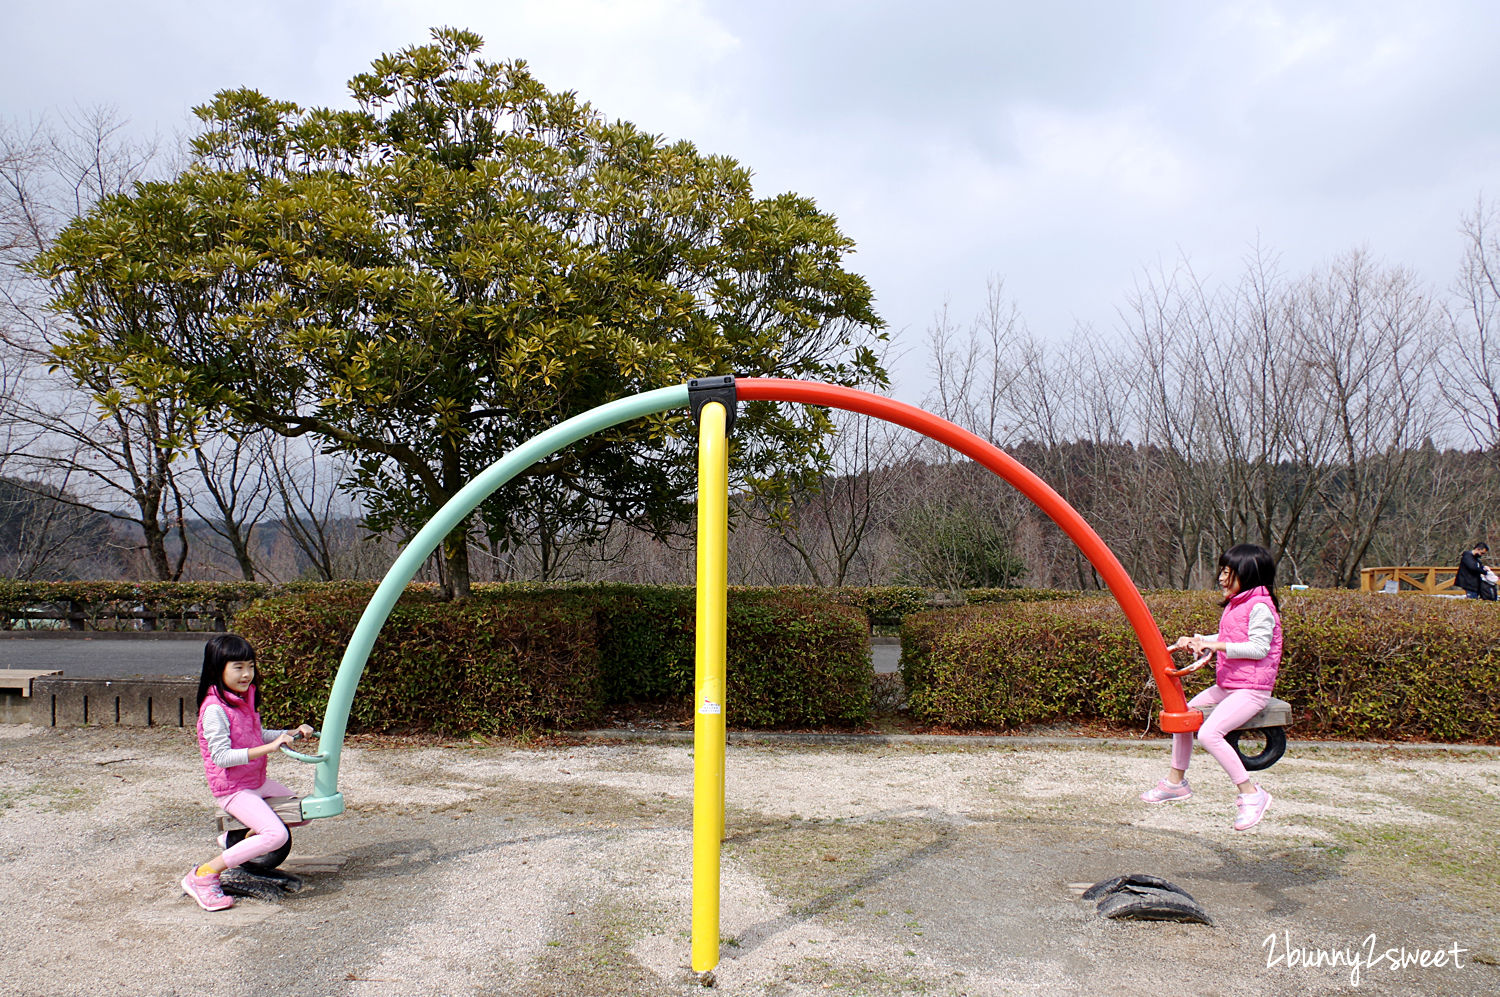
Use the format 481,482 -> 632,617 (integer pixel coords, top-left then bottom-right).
1084,873 -> 1213,925
1082,873 -> 1198,903
1097,886 -> 1214,925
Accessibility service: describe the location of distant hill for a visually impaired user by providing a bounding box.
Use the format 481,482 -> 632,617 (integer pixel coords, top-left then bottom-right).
0,476 -> 123,580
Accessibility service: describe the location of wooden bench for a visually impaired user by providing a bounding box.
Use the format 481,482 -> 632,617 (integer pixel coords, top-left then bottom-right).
0,669 -> 62,723
0,668 -> 62,695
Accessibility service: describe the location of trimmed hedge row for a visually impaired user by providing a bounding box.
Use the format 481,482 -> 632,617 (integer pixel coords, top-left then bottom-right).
0,579 -> 941,632
236,585 -> 870,734
240,591 -> 602,735
962,587 -> 1075,606
901,590 -> 1500,742
0,579 -> 419,631
0,579 -> 272,630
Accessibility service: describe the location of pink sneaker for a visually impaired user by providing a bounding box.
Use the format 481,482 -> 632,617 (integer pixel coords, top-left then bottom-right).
1234,786 -> 1272,830
181,869 -> 235,911
1140,777 -> 1192,803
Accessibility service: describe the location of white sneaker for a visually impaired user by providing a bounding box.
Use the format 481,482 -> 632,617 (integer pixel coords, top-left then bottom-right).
1140,777 -> 1192,803
1233,786 -> 1271,830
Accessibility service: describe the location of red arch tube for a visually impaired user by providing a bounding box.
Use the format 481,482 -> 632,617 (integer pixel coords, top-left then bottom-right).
737,377 -> 1201,733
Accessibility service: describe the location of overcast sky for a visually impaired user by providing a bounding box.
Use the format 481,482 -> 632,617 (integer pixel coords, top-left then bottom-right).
5,0 -> 1498,399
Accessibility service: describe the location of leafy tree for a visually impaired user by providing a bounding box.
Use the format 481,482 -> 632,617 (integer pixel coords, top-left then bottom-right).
893,466 -> 1027,591
0,110 -> 190,580
32,28 -> 885,597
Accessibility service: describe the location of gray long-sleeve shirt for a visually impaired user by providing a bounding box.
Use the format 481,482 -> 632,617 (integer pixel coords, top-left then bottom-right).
201,703 -> 289,769
1201,603 -> 1276,660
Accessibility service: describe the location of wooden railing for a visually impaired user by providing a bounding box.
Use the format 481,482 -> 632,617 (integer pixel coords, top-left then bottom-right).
0,581 -> 278,632
1359,566 -> 1462,594
4,600 -> 230,631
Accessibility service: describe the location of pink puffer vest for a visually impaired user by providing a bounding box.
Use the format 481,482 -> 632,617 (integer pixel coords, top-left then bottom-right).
197,685 -> 267,796
1215,586 -> 1282,691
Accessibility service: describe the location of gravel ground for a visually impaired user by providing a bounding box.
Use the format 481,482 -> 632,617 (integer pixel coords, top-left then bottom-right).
0,723 -> 1496,997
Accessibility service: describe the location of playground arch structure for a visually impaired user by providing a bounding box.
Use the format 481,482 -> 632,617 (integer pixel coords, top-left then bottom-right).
278,376 -> 1205,974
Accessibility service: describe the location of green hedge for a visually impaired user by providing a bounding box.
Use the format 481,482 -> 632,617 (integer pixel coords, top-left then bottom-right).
587,584 -> 697,703
235,585 -> 871,734
706,585 -> 929,630
239,590 -> 602,735
902,589 -> 1500,742
0,579 -> 272,630
725,596 -> 869,727
962,587 -> 1075,606
0,579 -> 427,631
0,579 -> 945,633
829,586 -> 929,627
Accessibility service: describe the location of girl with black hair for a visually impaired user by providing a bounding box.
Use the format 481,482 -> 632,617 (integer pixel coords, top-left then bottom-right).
1140,544 -> 1282,831
181,634 -> 315,911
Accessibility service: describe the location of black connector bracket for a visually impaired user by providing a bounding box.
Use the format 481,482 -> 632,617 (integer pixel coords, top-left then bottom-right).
687,375 -> 738,436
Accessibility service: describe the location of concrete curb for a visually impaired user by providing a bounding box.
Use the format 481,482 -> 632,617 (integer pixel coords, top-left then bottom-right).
575,727 -> 1500,754
29,674 -> 197,727
8,668 -> 1495,756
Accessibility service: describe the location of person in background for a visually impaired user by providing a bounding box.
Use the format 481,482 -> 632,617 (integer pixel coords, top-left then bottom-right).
1455,542 -> 1491,599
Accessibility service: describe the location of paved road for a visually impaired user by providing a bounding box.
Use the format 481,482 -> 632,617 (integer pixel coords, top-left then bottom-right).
0,634 -> 204,678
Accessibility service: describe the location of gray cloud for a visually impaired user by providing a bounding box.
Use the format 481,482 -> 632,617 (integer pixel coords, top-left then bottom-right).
3,0 -> 1497,395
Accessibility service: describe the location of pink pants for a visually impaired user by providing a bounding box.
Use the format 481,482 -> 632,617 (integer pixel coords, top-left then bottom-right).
216,778 -> 302,869
1172,685 -> 1271,787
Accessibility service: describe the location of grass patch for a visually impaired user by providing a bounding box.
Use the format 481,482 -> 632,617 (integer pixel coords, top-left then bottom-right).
724,814 -> 947,911
516,898 -> 669,996
1305,787 -> 1500,909
776,955 -> 939,995
0,781 -> 95,813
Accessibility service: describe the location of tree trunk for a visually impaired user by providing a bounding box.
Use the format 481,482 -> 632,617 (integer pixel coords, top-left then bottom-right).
142,518 -> 173,580
233,537 -> 256,582
438,440 -> 472,600
443,527 -> 472,601
136,484 -> 182,581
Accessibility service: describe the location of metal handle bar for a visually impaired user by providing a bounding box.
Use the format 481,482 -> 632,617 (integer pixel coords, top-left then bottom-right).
280,729 -> 326,763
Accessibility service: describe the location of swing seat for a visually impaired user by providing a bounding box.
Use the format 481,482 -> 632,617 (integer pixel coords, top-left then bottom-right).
1198,697 -> 1292,771
214,795 -> 305,833
1199,696 -> 1292,731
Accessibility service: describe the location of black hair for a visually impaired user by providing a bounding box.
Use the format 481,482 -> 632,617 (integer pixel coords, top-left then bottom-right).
197,633 -> 259,708
1218,543 -> 1279,610
1476,542 -> 1490,553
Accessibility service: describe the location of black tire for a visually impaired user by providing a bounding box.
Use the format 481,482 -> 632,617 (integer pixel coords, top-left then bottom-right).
1225,726 -> 1287,771
1083,874 -> 1199,903
1097,887 -> 1214,926
224,823 -> 292,871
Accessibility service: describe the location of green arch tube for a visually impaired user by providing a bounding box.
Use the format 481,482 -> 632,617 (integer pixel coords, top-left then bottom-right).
298,384 -> 690,818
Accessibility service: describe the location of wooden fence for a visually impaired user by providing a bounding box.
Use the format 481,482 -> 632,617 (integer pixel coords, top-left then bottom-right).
1358,566 -> 1462,595
3,600 -> 231,631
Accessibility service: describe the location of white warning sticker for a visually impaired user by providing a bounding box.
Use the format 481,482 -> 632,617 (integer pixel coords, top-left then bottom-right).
699,698 -> 722,715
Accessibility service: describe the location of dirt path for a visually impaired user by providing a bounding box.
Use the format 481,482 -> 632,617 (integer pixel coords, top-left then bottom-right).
1,724 -> 1496,996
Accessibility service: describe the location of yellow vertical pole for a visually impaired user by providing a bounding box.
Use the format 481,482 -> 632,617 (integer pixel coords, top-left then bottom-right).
691,400 -> 729,975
